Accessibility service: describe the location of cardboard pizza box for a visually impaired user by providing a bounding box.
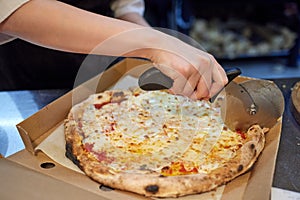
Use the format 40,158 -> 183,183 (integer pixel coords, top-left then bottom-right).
5,58 -> 283,200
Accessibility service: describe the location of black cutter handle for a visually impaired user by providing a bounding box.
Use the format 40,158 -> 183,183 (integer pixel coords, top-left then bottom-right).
224,67 -> 241,86
138,67 -> 241,91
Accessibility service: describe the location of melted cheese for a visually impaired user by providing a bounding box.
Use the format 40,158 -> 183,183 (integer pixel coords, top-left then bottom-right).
80,90 -> 244,174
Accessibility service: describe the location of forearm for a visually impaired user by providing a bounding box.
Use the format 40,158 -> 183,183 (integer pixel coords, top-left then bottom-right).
0,0 -> 150,55
0,0 -> 195,61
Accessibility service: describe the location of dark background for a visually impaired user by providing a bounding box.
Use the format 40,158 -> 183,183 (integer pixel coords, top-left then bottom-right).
0,0 -> 299,90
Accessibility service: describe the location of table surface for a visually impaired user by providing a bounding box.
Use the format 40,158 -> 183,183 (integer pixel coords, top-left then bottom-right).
270,78 -> 300,193
0,77 -> 299,194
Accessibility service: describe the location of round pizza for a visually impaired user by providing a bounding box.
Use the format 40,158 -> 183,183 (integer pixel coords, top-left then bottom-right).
64,88 -> 268,197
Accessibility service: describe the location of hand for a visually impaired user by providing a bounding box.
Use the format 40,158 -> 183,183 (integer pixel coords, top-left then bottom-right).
138,48 -> 228,100
123,28 -> 228,100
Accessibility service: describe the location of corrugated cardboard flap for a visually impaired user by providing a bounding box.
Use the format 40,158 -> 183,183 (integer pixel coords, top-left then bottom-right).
16,58 -> 152,154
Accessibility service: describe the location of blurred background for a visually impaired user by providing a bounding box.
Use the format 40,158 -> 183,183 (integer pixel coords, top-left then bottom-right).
145,0 -> 300,79
0,0 -> 299,90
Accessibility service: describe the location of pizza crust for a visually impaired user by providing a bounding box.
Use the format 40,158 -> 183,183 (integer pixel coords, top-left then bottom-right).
64,90 -> 268,197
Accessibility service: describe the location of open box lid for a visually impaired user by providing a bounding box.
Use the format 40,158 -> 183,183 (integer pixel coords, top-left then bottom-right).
8,58 -> 283,200
16,58 -> 152,153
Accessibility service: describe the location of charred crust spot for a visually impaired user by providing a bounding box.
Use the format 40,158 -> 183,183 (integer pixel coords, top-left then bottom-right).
111,91 -> 127,103
214,173 -> 221,178
250,144 -> 255,149
65,142 -> 83,171
161,166 -> 170,174
249,126 -> 255,132
253,149 -> 257,157
237,164 -> 244,172
97,95 -> 103,99
112,91 -> 124,97
99,185 -> 114,191
161,166 -> 170,171
145,185 -> 159,194
159,175 -> 166,178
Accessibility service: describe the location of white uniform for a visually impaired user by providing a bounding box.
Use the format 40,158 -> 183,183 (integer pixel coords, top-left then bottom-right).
0,0 -> 145,44
0,0 -> 29,44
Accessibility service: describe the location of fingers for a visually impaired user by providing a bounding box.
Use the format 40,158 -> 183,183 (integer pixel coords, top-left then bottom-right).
155,63 -> 186,95
150,50 -> 227,100
192,55 -> 228,100
169,53 -> 212,98
171,69 -> 200,98
156,56 -> 199,97
209,62 -> 228,97
191,55 -> 213,100
207,57 -> 228,98
212,56 -> 228,86
191,75 -> 210,100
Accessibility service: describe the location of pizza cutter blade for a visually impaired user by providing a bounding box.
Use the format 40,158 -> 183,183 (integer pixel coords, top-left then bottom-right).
221,79 -> 285,132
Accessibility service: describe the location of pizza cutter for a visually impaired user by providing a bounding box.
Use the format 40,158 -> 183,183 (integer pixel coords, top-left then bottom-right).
138,67 -> 284,132
222,79 -> 285,132
138,67 -> 241,92
138,66 -> 241,101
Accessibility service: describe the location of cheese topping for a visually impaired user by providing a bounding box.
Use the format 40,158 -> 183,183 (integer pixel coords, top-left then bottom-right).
79,89 -> 245,174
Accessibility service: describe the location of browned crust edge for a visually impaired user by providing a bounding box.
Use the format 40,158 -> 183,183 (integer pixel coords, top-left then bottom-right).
64,92 -> 267,198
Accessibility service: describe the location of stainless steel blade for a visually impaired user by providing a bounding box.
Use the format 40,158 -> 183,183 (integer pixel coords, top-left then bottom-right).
221,79 -> 284,132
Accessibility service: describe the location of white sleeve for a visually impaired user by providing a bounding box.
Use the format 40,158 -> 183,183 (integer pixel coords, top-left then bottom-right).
0,0 -> 29,44
110,0 -> 145,18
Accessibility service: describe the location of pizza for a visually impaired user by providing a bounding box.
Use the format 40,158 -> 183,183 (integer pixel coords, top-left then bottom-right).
64,88 -> 268,197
